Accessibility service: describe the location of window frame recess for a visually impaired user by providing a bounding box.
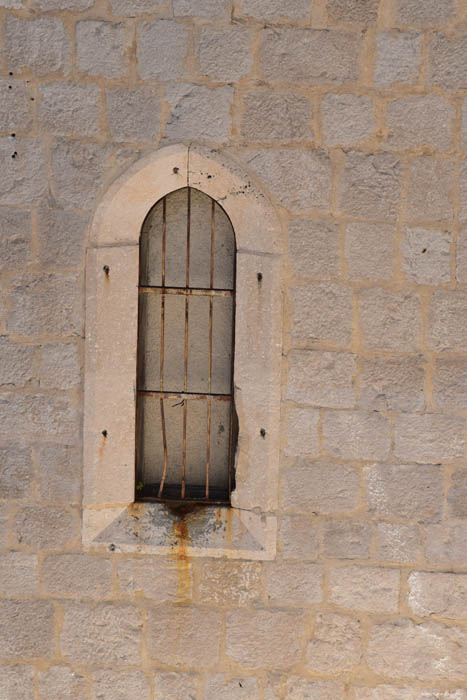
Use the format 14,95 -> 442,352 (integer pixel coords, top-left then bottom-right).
82,144 -> 283,560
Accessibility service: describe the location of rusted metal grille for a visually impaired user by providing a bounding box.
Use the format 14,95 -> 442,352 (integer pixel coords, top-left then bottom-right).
135,187 -> 237,504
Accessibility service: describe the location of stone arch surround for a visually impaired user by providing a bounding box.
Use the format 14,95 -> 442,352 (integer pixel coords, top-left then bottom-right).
82,144 -> 284,559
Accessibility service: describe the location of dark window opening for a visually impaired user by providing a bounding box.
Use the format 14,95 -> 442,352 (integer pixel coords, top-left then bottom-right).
135,187 -> 237,504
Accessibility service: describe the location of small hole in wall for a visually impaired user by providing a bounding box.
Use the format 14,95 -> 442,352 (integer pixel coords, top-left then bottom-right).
421,248 -> 427,254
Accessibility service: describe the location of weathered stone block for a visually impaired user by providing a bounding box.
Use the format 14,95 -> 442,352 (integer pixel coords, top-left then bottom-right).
406,156 -> 455,221
259,28 -> 360,84
0,337 -> 35,389
0,394 -> 78,444
281,460 -> 360,514
13,505 -> 79,549
355,687 -> 467,700
43,553 -> 112,599
375,32 -> 422,86
329,565 -> 400,613
109,0 -> 163,15
61,603 -> 142,664
0,665 -> 35,700
51,139 -> 112,208
434,357 -> 467,412
322,94 -> 375,147
38,82 -> 100,137
328,0 -> 378,24
367,620 -> 467,680
0,138 -> 47,205
173,0 -> 229,16
8,272 -> 81,337
166,84 -> 233,143
236,0 -> 311,20
147,606 -> 221,667
0,504 -> 7,552
394,414 -> 464,464
226,609 -> 304,668
76,21 -> 129,78
322,519 -> 374,559
386,96 -> 454,151
137,20 -> 188,80
398,0 -> 455,26
306,612 -> 361,673
37,204 -> 87,267
284,407 -> 320,458
5,16 -> 71,75
345,222 -> 394,282
428,290 -> 467,351
0,207 -> 31,270
38,666 -> 89,700
196,560 -> 261,606
429,33 -> 467,91
287,350 -> 356,408
92,670 -> 151,700
0,600 -> 54,657
0,79 -> 32,133
38,444 -> 81,503
291,284 -> 352,346
244,149 -> 332,212
118,556 -> 191,601
242,91 -> 312,142
339,151 -> 402,221
284,679 -> 345,700
278,515 -> 319,560
323,410 -> 391,461
359,355 -> 425,412
402,227 -> 451,284
199,27 -> 252,82
40,343 -> 80,391
106,87 -> 160,142
409,571 -> 467,619
456,228 -> 467,281
366,463 -> 443,521
289,219 -> 339,281
35,0 -> 95,7
424,523 -> 467,566
154,672 -> 199,700
462,100 -> 467,152
265,561 -> 323,606
204,675 -> 260,700
0,552 -> 38,596
460,162 -> 467,223
0,444 -> 33,499
375,523 -> 422,563
358,287 -> 421,352
448,468 -> 467,519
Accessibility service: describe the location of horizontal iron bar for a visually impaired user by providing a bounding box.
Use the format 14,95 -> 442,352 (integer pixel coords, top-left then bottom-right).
139,286 -> 234,298
138,390 -> 232,401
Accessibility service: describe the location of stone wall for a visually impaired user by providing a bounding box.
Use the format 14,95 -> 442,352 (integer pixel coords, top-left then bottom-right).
1,0 -> 467,697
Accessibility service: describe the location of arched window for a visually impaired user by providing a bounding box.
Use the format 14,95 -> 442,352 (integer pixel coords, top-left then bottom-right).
136,187 -> 237,504
82,145 -> 282,559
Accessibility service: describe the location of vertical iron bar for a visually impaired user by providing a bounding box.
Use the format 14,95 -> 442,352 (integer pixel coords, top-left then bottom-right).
206,398 -> 211,499
158,398 -> 168,498
181,189 -> 191,499
160,197 -> 166,391
228,254 -> 236,496
205,199 -> 215,496
210,199 -> 215,289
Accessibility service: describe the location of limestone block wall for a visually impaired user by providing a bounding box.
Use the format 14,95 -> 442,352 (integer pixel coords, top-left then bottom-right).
0,0 -> 467,697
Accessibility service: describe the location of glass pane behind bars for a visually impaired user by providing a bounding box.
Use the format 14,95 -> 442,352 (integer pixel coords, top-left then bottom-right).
136,188 -> 236,502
